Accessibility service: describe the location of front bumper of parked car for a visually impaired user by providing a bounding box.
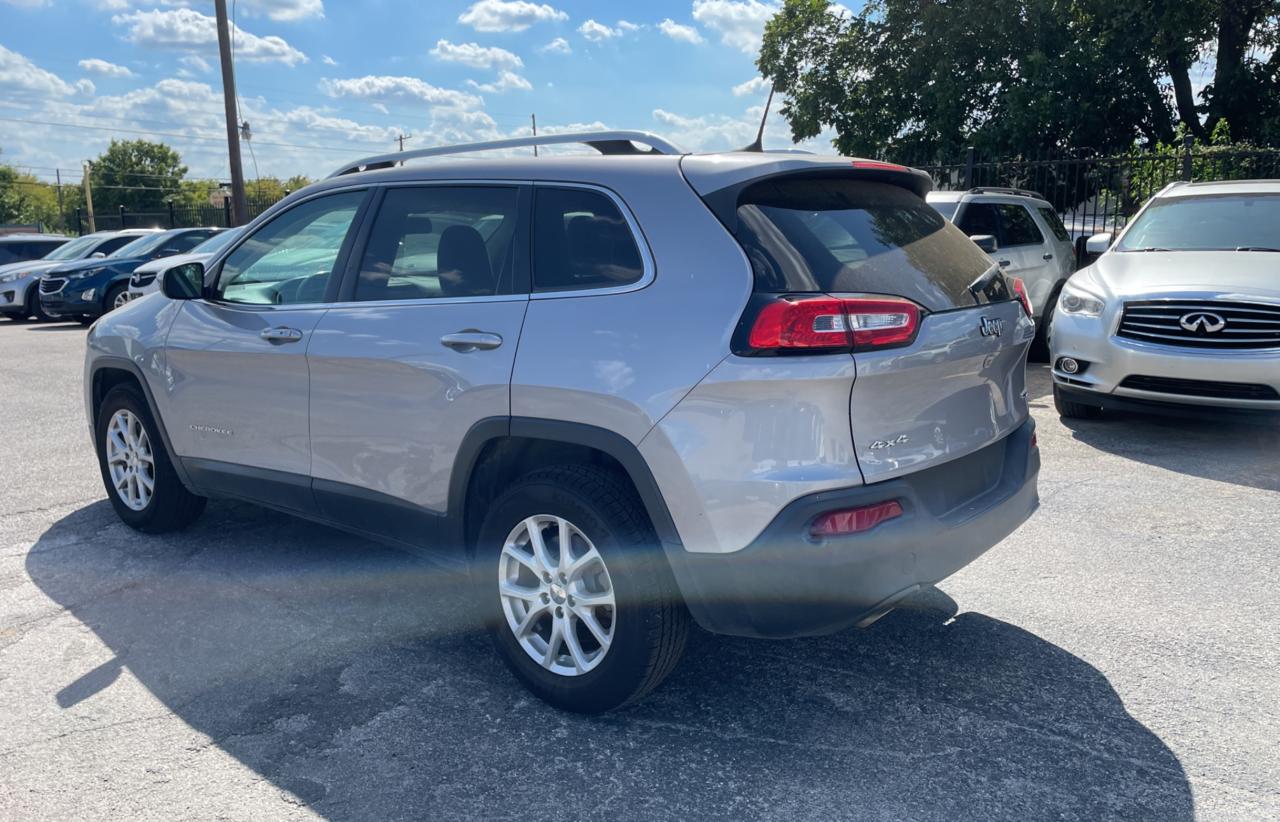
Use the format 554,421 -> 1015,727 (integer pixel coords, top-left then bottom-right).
39,277 -> 103,318
1051,307 -> 1280,413
663,420 -> 1040,639
0,271 -> 42,315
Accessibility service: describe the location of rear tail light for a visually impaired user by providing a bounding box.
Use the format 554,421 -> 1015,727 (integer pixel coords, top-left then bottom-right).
741,295 -> 922,355
1010,277 -> 1033,316
810,500 -> 904,538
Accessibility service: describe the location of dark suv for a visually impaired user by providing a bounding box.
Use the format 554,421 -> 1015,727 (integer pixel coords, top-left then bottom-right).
41,227 -> 218,321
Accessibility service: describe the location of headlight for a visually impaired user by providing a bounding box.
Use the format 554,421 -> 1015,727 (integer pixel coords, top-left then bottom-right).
1058,281 -> 1105,317
67,267 -> 105,280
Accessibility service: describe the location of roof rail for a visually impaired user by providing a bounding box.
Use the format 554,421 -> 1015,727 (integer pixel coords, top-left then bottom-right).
329,130 -> 684,178
968,186 -> 1047,200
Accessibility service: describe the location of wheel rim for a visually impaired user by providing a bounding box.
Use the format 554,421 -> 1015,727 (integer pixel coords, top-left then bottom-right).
105,409 -> 155,511
112,290 -> 129,310
498,515 -> 616,676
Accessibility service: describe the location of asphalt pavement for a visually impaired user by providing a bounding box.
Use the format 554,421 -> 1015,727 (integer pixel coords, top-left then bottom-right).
1,317 -> 1277,821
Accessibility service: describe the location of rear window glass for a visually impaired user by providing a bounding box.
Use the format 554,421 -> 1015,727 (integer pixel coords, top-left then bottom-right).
533,188 -> 643,292
733,179 -> 998,311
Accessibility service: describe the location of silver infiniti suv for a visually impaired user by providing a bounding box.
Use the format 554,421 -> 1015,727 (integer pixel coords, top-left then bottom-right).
1051,180 -> 1280,419
84,132 -> 1040,712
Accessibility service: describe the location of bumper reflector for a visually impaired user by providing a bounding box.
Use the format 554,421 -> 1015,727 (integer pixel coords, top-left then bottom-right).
810,500 -> 904,538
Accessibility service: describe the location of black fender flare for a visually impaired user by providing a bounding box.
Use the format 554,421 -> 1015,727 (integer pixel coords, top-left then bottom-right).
88,356 -> 195,489
447,416 -> 683,550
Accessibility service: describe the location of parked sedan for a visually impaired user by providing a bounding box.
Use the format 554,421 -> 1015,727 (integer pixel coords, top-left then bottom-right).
39,227 -> 219,322
125,227 -> 238,302
1050,180 -> 1280,419
0,230 -> 158,321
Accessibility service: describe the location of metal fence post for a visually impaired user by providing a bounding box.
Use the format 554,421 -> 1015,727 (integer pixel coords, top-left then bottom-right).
75,208 -> 83,236
118,204 -> 127,229
168,200 -> 176,228
963,146 -> 976,189
223,196 -> 232,227
1181,134 -> 1194,182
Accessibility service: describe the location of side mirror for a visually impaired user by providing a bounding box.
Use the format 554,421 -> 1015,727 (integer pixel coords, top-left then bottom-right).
161,262 -> 204,300
90,251 -> 106,259
1085,233 -> 1113,255
969,234 -> 999,254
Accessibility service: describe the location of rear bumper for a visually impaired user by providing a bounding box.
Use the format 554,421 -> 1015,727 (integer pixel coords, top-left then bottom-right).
664,419 -> 1040,639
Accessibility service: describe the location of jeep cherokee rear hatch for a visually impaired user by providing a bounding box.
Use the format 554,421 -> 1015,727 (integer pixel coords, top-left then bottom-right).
687,157 -> 1032,483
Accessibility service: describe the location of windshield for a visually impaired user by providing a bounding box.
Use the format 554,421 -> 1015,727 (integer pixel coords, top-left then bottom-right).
108,232 -> 170,259
733,179 -> 1004,311
929,200 -> 960,221
191,228 -> 239,256
1118,193 -> 1280,251
42,236 -> 98,261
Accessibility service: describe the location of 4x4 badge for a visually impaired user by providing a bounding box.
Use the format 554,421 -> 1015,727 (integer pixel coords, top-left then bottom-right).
979,317 -> 1005,337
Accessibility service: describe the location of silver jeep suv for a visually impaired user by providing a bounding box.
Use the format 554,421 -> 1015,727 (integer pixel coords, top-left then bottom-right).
84,131 -> 1041,712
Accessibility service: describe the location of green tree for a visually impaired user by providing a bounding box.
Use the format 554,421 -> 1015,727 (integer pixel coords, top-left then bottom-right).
0,165 -> 63,230
89,139 -> 187,213
758,0 -> 1280,160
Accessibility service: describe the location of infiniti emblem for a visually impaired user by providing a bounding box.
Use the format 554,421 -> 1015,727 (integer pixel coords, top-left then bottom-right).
979,317 -> 1005,337
1179,312 -> 1226,333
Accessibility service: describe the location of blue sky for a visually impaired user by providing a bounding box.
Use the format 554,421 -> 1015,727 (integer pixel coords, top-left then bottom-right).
0,0 -> 844,183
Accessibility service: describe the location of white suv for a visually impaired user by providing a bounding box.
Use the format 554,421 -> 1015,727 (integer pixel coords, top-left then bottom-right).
928,188 -> 1077,357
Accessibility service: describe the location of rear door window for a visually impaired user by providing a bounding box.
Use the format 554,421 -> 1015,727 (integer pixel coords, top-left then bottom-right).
532,187 -> 644,292
1036,207 -> 1071,242
355,186 -> 520,301
733,179 -> 1001,311
997,205 -> 1044,247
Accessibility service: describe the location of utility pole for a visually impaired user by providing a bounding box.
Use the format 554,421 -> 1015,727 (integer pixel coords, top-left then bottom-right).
82,162 -> 96,233
531,114 -> 538,157
214,0 -> 248,226
55,168 -> 65,231
397,133 -> 412,152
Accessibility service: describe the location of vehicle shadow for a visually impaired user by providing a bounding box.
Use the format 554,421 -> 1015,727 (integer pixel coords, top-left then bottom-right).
21,323 -> 88,332
26,501 -> 1192,822
1061,407 -> 1280,492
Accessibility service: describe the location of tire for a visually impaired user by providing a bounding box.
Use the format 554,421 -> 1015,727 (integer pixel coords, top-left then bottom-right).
1054,384 -> 1104,420
27,287 -> 53,322
105,283 -> 129,314
1029,283 -> 1062,363
95,384 -> 207,532
475,464 -> 689,713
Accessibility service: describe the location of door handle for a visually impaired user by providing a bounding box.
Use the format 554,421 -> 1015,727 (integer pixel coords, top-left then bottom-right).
998,259 -> 1012,268
1043,252 -> 1054,260
441,331 -> 503,352
260,326 -> 304,343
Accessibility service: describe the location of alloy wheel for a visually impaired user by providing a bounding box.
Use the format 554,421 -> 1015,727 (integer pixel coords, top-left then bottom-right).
498,515 -> 616,676
105,409 -> 155,511
112,290 -> 130,310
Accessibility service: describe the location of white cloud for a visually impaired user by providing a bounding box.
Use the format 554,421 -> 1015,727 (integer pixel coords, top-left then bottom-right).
578,19 -> 620,42
458,0 -> 567,33
617,20 -> 641,32
732,76 -> 768,96
76,78 -> 96,95
691,0 -> 779,55
77,58 -> 134,78
652,103 -> 833,153
430,39 -> 523,71
112,8 -> 309,66
0,45 -> 76,96
2,0 -> 52,7
658,19 -> 703,44
466,70 -> 532,94
319,75 -> 482,110
98,0 -> 324,21
321,54 -> 338,66
540,37 -> 572,55
180,54 -> 212,73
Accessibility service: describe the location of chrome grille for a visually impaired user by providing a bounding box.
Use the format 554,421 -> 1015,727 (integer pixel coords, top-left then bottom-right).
1116,299 -> 1280,350
39,277 -> 66,295
130,272 -> 156,288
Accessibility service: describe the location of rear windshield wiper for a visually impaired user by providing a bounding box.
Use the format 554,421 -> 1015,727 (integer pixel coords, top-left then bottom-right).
1235,246 -> 1280,252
